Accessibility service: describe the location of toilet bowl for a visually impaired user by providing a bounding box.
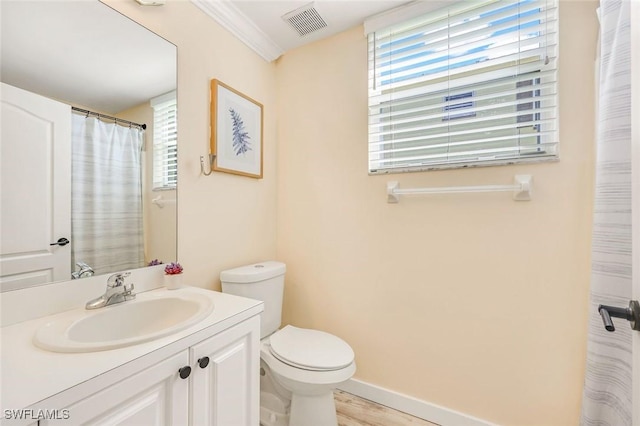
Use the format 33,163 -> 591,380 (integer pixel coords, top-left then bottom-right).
260,326 -> 356,426
220,262 -> 356,426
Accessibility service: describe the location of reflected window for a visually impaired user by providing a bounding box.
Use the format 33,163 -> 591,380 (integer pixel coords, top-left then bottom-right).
151,91 -> 177,189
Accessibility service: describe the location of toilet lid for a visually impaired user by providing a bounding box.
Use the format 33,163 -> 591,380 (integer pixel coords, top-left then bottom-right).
269,325 -> 354,371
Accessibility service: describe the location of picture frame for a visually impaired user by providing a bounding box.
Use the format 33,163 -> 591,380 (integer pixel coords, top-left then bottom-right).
210,79 -> 264,179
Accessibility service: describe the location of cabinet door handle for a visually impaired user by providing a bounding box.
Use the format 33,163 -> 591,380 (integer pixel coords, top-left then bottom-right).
198,357 -> 210,369
178,366 -> 191,379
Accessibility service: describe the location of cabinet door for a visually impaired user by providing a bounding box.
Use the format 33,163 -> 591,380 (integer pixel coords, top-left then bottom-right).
41,351 -> 189,426
190,315 -> 260,426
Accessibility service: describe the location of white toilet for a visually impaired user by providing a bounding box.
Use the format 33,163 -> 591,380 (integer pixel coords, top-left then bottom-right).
220,261 -> 356,426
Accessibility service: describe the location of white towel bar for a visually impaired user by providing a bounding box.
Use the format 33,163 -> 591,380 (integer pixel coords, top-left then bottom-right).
387,175 -> 532,203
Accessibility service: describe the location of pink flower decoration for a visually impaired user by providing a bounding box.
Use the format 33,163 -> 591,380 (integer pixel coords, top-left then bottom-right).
164,262 -> 183,275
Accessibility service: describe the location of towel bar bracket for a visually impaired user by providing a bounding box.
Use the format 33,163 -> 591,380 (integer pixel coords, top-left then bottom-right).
513,174 -> 532,201
387,182 -> 400,203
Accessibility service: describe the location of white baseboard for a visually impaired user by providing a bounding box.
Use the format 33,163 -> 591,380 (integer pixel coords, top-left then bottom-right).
337,378 -> 498,426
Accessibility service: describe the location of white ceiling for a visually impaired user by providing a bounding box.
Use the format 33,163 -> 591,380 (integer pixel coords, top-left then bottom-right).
232,1 -> 411,52
0,1 -> 176,114
191,0 -> 413,61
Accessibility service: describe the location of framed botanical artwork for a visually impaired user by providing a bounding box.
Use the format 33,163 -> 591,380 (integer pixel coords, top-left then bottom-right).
210,79 -> 264,179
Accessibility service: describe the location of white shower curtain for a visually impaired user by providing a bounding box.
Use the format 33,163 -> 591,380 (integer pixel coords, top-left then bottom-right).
581,0 -> 632,424
71,114 -> 144,275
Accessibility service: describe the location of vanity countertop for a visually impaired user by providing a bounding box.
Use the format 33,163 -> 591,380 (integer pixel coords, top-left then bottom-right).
0,286 -> 263,412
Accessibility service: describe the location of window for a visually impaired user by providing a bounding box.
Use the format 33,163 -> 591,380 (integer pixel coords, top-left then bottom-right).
151,91 -> 177,189
367,0 -> 558,174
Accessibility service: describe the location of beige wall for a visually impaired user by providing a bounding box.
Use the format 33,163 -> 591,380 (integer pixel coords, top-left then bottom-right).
275,2 -> 597,425
104,0 -> 278,288
104,0 -> 597,423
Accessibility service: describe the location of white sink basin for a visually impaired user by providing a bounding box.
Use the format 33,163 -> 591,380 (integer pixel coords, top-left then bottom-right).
34,290 -> 214,353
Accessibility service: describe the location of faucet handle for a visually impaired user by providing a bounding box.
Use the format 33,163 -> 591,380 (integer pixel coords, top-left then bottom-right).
107,271 -> 131,287
123,283 -> 136,300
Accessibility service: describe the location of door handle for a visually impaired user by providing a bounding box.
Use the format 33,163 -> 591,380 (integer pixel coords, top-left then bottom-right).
50,238 -> 70,247
598,301 -> 640,332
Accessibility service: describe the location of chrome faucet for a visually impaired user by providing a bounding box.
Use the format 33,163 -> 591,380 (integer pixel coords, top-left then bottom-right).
85,272 -> 135,310
72,261 -> 94,279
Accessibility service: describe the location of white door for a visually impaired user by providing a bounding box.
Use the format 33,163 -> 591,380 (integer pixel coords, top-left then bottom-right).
190,316 -> 260,426
631,2 -> 639,423
0,82 -> 71,290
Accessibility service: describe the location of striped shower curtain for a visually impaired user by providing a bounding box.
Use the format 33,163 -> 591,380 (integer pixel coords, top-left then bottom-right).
580,0 -> 632,424
71,114 -> 145,275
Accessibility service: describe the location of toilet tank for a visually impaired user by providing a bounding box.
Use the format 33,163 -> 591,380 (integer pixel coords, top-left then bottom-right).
220,261 -> 286,339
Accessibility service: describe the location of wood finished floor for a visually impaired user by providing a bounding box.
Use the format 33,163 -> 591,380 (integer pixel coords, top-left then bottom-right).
334,391 -> 439,426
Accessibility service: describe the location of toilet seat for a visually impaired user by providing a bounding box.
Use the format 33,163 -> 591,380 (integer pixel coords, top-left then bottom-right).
269,325 -> 354,371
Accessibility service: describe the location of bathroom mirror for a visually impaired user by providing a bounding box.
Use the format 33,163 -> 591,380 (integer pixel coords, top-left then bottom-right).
0,0 -> 177,291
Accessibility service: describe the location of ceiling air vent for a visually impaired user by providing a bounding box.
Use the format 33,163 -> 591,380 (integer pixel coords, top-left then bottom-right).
281,3 -> 327,37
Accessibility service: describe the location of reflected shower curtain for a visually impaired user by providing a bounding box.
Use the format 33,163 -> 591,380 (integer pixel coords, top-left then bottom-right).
71,114 -> 144,275
581,0 -> 632,424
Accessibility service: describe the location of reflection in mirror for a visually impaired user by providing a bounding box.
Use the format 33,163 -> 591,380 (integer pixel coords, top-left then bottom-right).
0,0 -> 177,292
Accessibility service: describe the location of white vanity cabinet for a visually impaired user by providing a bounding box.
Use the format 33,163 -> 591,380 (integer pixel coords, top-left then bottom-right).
190,315 -> 260,425
40,351 -> 190,425
34,315 -> 260,426
1,287 -> 263,426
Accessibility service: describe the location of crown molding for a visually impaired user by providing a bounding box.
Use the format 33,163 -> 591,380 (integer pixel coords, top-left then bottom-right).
191,0 -> 285,62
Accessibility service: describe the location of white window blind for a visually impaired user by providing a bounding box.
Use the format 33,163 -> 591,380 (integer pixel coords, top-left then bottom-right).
151,91 -> 177,189
367,0 -> 558,174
